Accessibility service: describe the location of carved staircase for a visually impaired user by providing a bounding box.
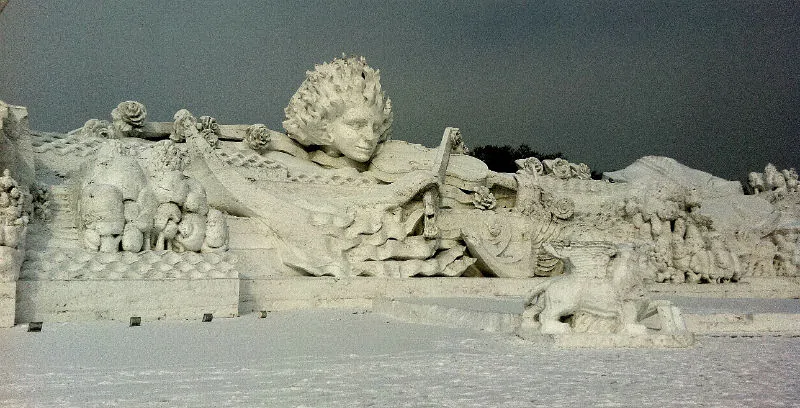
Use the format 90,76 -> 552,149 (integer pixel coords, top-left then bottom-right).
26,184 -> 81,252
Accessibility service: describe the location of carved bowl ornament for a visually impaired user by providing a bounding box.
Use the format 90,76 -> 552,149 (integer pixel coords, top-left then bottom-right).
472,186 -> 497,210
515,157 -> 544,176
245,124 -> 271,151
111,101 -> 147,136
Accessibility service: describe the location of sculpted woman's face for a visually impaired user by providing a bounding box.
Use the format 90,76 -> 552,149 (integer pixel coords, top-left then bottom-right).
327,104 -> 380,163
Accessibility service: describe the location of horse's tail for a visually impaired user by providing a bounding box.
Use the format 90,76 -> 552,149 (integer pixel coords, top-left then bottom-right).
524,279 -> 553,314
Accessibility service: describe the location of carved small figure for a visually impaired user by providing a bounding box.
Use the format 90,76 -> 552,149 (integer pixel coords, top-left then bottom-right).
202,208 -> 229,251
171,109 -> 198,143
764,163 -> 787,193
152,202 -> 182,250
80,183 -> 125,252
174,212 -> 206,252
748,172 -> 765,194
0,169 -> 17,191
783,168 -> 798,193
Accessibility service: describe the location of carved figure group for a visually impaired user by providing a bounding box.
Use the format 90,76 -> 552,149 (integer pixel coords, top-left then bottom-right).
79,141 -> 228,254
620,183 -> 743,283
749,164 -> 798,200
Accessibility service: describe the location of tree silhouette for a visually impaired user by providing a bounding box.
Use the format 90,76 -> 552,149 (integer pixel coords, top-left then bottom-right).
469,144 -> 563,173
469,144 -> 603,179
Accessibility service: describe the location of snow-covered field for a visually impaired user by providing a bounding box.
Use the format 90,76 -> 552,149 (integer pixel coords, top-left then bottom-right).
1,309 -> 799,407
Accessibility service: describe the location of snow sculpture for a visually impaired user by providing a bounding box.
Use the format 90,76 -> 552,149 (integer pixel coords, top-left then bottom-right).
216,56 -> 484,277
77,139 -> 228,254
605,157 -> 787,283
41,57 -> 799,287
519,242 -> 691,344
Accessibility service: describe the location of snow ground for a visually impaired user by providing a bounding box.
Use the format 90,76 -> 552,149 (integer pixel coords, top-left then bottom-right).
1,309 -> 799,407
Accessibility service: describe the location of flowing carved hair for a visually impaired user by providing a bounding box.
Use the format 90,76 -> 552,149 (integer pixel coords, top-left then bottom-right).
282,56 -> 393,147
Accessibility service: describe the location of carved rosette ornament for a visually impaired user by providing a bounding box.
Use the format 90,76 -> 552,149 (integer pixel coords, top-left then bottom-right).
546,195 -> 575,220
548,158 -> 572,179
111,101 -> 147,137
80,119 -> 115,139
571,162 -> 592,180
472,186 -> 497,210
515,157 -> 544,176
245,124 -> 272,152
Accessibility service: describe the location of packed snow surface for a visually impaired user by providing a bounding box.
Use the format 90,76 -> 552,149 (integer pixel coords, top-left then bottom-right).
1,309 -> 799,407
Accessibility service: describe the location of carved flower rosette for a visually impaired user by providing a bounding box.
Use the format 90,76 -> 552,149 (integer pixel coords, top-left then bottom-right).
571,162 -> 591,180
245,124 -> 272,152
80,119 -> 115,139
548,158 -> 572,179
111,101 -> 147,137
515,157 -> 544,176
546,195 -> 575,220
472,186 -> 496,210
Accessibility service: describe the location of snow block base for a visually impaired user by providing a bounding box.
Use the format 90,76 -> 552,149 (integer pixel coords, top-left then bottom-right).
15,279 -> 239,323
0,281 -> 15,327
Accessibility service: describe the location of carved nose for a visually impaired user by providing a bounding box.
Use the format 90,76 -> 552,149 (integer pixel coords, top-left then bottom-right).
361,129 -> 377,144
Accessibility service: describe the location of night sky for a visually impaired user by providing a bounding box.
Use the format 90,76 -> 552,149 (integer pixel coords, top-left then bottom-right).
1,1 -> 798,180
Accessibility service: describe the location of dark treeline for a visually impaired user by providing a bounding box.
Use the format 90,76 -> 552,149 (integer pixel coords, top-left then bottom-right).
468,144 -> 603,179
469,144 -> 562,173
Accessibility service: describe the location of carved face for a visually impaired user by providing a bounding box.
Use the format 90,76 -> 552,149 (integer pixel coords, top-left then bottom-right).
327,105 -> 380,162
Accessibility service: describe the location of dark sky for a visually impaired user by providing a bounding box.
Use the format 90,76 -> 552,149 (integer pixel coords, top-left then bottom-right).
1,1 -> 798,180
